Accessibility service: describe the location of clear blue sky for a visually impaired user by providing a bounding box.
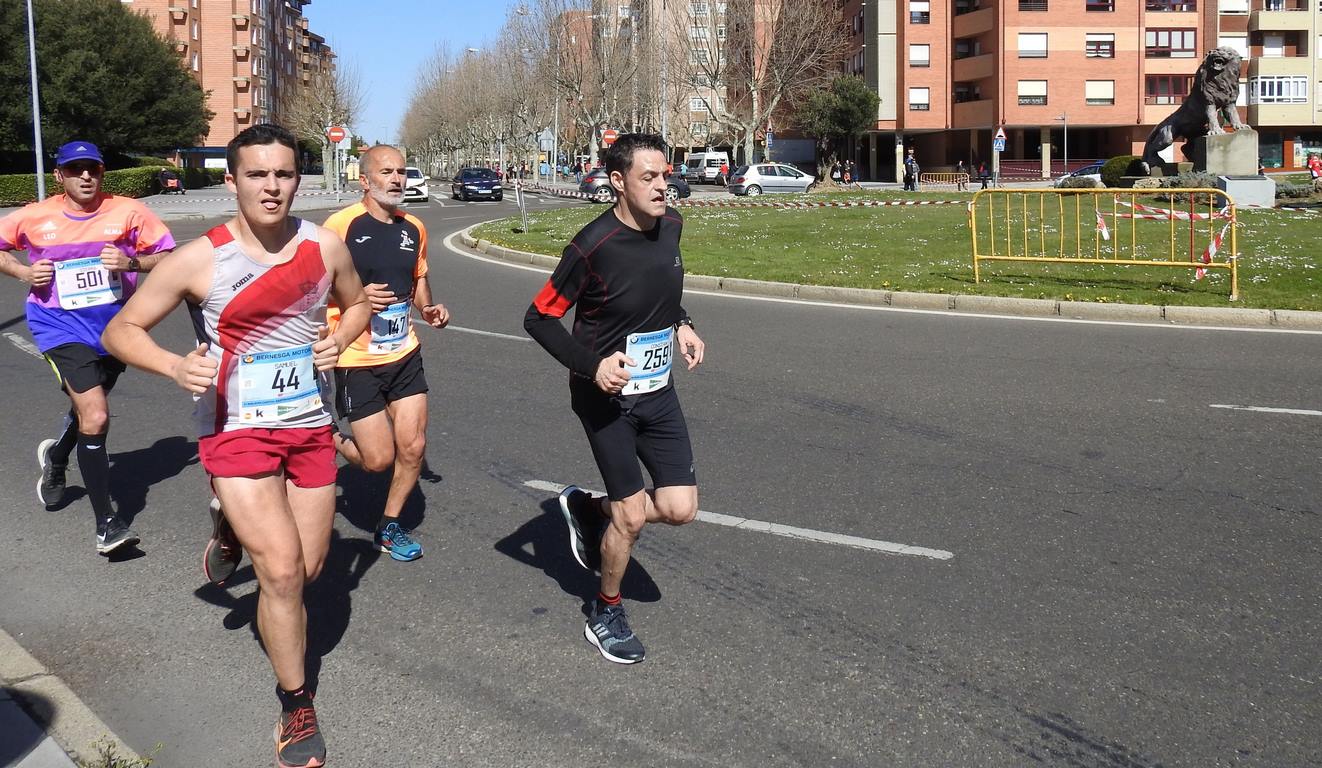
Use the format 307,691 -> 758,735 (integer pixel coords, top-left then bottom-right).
304,0 -> 518,144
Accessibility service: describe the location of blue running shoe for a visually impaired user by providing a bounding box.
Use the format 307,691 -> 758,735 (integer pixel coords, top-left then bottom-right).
376,521 -> 422,561
584,600 -> 646,664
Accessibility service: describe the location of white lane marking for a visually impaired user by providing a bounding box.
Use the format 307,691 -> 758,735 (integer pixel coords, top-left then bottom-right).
446,324 -> 529,342
523,479 -> 953,560
1209,403 -> 1322,417
443,228 -> 1322,336
4,332 -> 42,359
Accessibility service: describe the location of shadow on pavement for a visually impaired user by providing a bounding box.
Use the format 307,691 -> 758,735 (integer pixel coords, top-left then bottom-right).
109,435 -> 199,524
191,528 -> 380,694
493,498 -> 661,609
335,461 -> 431,534
0,687 -> 54,766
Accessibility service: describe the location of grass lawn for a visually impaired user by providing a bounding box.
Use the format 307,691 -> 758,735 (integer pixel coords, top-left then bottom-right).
472,191 -> 1322,311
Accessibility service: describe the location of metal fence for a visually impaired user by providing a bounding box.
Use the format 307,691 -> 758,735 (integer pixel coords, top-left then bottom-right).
969,188 -> 1239,299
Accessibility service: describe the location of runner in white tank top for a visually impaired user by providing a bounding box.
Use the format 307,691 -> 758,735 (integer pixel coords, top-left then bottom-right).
103,124 -> 370,768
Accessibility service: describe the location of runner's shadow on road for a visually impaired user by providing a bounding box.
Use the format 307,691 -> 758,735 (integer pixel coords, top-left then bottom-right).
109,435 -> 200,524
1,687 -> 56,765
191,529 -> 380,694
335,462 -> 431,533
493,499 -> 661,605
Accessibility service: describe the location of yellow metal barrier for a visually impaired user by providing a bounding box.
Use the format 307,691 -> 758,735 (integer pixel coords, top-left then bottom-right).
919,172 -> 971,189
969,188 -> 1239,300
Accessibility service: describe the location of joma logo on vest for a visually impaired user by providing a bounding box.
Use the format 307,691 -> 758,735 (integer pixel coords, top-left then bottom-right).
230,273 -> 255,291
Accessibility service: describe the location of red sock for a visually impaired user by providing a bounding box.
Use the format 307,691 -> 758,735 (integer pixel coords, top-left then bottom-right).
597,591 -> 621,606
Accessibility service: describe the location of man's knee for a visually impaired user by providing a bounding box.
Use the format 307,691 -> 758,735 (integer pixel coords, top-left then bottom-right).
74,402 -> 109,433
396,431 -> 425,466
610,495 -> 649,538
259,553 -> 309,598
655,487 -> 698,526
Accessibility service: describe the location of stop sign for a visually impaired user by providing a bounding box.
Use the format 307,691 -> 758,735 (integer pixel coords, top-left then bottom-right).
602,129 -> 619,147
327,125 -> 347,143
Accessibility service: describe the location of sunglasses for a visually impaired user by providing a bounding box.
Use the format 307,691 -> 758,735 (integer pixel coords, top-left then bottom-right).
60,161 -> 103,177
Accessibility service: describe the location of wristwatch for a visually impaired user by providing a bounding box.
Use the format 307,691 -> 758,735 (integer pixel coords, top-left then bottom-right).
677,317 -> 695,331
127,257 -> 141,272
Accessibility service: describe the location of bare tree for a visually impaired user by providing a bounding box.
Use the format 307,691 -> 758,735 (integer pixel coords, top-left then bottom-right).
279,61 -> 365,183
668,0 -> 846,163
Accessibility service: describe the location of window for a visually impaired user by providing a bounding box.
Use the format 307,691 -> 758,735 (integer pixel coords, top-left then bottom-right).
618,4 -> 631,18
910,0 -> 930,23
1018,32 -> 1048,58
690,27 -> 709,39
909,86 -> 931,110
1086,80 -> 1115,105
1018,79 -> 1047,105
910,44 -> 930,66
1264,0 -> 1285,9
1086,0 -> 1114,10
1221,0 -> 1248,10
1220,34 -> 1249,59
716,24 -> 725,39
1145,74 -> 1191,104
1250,75 -> 1308,104
690,49 -> 710,64
1019,0 -> 1047,10
1146,28 -> 1196,57
1086,33 -> 1115,57
191,20 -> 199,40
1146,0 -> 1195,8
191,52 -> 200,71
690,97 -> 707,111
1263,34 -> 1284,58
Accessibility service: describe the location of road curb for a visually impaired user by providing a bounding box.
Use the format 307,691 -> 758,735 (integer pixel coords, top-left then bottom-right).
457,224 -> 1322,330
0,628 -> 139,766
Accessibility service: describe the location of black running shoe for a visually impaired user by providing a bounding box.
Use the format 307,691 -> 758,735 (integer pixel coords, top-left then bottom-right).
275,702 -> 326,768
203,497 -> 243,585
558,485 -> 603,572
36,438 -> 66,508
584,599 -> 646,664
95,517 -> 140,555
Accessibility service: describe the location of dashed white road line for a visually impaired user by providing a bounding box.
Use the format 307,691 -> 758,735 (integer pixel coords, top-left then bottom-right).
1209,403 -> 1322,417
3,332 -> 41,359
445,325 -> 529,342
523,479 -> 954,560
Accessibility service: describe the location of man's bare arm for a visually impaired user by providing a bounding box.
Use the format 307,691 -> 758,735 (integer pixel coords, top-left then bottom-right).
313,228 -> 369,370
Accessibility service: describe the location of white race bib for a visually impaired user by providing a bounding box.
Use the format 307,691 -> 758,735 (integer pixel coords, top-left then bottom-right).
237,344 -> 321,425
54,257 -> 122,309
622,327 -> 673,396
369,301 -> 411,355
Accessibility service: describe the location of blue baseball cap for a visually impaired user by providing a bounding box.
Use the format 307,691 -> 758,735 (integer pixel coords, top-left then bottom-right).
55,141 -> 104,167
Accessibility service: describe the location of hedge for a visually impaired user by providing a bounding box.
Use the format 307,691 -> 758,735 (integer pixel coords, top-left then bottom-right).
1101,155 -> 1142,188
0,166 -> 225,205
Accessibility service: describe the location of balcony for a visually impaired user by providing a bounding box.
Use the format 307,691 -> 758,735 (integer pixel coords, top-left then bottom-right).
952,98 -> 994,127
1249,56 -> 1312,77
232,44 -> 250,58
231,13 -> 249,28
233,76 -> 251,90
1249,8 -> 1311,31
952,6 -> 993,37
168,5 -> 187,20
952,52 -> 994,81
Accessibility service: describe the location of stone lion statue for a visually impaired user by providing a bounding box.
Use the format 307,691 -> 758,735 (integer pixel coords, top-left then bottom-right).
1141,47 -> 1246,173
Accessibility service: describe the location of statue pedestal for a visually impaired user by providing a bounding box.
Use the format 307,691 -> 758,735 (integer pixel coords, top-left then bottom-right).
1217,175 -> 1275,209
1198,130 -> 1259,176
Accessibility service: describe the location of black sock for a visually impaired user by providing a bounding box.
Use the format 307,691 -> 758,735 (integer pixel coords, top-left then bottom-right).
51,408 -> 78,466
276,684 -> 313,712
77,432 -> 113,521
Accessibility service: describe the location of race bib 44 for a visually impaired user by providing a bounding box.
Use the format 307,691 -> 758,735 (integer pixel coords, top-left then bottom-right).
237,344 -> 321,425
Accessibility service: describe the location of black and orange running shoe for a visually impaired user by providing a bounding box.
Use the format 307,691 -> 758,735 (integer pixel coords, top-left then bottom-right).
274,701 -> 326,768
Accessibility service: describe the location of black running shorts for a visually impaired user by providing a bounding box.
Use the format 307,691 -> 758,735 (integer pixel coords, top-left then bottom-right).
334,347 -> 429,422
44,343 -> 126,395
571,381 -> 697,501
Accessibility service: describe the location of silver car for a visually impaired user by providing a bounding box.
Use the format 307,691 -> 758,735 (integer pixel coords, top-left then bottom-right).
727,163 -> 815,196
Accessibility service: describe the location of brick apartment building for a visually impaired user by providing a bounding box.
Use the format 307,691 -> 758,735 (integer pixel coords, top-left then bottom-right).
843,0 -> 1322,181
121,0 -> 334,168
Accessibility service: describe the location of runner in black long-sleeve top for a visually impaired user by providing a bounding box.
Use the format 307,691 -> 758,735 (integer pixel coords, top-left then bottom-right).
523,133 -> 706,665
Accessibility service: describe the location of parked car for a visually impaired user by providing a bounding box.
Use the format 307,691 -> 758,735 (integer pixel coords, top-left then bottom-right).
1054,162 -> 1105,187
451,167 -> 503,201
684,151 -> 730,184
403,166 -> 429,201
578,168 -> 691,204
726,163 -> 815,196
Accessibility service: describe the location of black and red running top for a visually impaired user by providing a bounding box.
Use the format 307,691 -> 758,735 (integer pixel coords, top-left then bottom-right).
523,206 -> 691,380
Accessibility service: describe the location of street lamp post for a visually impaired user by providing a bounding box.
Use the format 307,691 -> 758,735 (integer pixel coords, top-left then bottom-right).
25,0 -> 45,201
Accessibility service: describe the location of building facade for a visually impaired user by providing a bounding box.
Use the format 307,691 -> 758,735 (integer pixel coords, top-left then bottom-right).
121,0 -> 333,165
845,0 -> 1322,181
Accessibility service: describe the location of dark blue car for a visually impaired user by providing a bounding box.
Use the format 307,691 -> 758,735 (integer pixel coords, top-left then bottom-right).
451,167 -> 503,202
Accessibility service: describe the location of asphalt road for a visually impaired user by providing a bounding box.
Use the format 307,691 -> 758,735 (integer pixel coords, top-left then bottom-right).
0,191 -> 1318,767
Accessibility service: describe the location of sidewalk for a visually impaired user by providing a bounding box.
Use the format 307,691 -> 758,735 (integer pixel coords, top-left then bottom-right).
0,629 -> 138,768
0,179 -> 354,223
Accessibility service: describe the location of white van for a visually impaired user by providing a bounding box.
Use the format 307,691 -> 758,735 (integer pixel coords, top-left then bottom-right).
684,151 -> 730,184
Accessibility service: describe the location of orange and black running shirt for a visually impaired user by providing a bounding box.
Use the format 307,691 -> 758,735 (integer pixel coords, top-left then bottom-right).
523,205 -> 690,381
323,202 -> 428,368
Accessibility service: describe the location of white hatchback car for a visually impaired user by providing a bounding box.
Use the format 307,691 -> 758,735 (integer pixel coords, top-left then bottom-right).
726,163 -> 815,196
403,166 -> 429,201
